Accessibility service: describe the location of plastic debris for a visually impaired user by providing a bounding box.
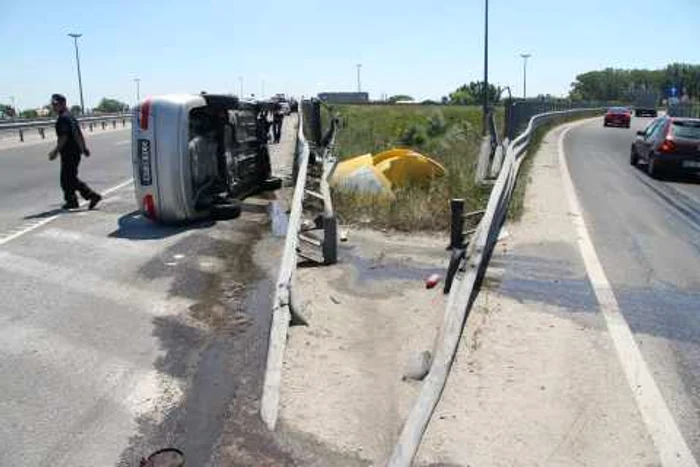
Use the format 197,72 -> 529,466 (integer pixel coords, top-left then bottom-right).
425,273 -> 441,289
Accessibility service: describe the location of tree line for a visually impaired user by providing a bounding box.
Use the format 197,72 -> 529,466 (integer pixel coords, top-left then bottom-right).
1,97 -> 130,119
569,63 -> 700,102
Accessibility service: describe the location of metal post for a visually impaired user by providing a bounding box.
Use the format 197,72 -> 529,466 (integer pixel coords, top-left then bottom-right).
134,78 -> 141,104
19,129 -> 23,142
238,76 -> 244,98
449,199 -> 465,250
482,0 -> 489,136
356,64 -> 362,93
68,33 -> 85,115
520,53 -> 531,99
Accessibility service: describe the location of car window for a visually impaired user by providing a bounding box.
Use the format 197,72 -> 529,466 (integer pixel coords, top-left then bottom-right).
643,119 -> 662,138
671,120 -> 700,140
650,119 -> 669,140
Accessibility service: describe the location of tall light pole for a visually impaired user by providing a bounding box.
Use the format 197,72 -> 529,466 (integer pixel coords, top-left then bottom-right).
133,78 -> 141,104
261,78 -> 265,98
10,96 -> 16,117
356,64 -> 362,93
520,53 -> 532,99
68,33 -> 85,114
238,76 -> 244,98
482,0 -> 489,135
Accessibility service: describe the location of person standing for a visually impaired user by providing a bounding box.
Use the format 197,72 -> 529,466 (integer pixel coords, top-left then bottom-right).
272,100 -> 284,144
47,94 -> 101,210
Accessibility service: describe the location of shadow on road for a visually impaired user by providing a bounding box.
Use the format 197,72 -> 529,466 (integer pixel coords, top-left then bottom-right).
108,211 -> 215,241
23,208 -> 73,220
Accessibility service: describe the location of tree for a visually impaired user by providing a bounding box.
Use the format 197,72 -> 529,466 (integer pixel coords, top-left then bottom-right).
0,104 -> 16,118
387,94 -> 414,103
20,109 -> 39,119
448,81 -> 502,105
70,104 -> 83,115
94,97 -> 129,113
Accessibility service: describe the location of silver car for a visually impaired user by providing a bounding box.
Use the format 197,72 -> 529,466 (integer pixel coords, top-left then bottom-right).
132,94 -> 279,224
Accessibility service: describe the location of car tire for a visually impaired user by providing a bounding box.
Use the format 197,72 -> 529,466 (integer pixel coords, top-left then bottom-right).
630,147 -> 639,166
647,156 -> 660,179
603,122 -> 608,127
211,202 -> 242,221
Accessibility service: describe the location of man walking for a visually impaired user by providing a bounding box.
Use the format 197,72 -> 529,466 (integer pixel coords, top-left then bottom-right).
47,94 -> 101,210
272,100 -> 284,144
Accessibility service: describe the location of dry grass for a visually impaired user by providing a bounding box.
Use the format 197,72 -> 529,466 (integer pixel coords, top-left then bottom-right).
329,105 -> 491,232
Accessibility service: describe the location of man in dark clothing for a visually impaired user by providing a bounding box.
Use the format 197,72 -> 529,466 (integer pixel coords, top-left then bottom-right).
272,101 -> 284,144
48,94 -> 101,210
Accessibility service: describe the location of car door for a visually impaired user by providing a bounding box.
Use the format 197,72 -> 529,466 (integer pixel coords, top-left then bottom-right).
637,118 -> 662,161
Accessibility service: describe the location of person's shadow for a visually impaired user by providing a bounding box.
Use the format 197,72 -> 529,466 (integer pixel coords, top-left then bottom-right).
24,208 -> 77,220
108,210 -> 215,240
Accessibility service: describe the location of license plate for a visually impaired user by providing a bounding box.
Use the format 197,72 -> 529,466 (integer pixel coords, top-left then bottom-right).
138,139 -> 152,185
682,160 -> 700,169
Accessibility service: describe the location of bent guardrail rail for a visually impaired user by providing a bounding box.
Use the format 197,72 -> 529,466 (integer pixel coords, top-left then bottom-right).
261,99 -> 339,430
388,107 -> 604,467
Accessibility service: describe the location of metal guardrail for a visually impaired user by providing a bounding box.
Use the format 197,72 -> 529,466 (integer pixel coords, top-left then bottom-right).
668,103 -> 700,118
388,107 -> 604,467
260,99 -> 339,430
0,113 -> 130,142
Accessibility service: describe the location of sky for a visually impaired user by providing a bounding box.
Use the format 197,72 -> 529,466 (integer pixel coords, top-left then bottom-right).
1,0 -> 700,110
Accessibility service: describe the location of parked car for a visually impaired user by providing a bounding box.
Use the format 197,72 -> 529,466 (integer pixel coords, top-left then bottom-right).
630,116 -> 700,178
604,107 -> 631,128
132,94 -> 280,224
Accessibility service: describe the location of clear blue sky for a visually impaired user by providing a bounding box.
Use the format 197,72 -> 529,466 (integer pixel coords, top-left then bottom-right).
2,0 -> 699,110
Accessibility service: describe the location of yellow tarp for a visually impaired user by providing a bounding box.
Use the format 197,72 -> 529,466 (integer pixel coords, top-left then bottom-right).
331,148 -> 445,194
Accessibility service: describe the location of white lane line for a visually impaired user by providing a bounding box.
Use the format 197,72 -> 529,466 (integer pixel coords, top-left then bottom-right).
0,178 -> 133,248
558,123 -> 698,467
115,140 -> 131,146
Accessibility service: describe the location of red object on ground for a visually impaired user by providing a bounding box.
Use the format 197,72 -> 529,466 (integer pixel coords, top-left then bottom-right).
425,273 -> 441,289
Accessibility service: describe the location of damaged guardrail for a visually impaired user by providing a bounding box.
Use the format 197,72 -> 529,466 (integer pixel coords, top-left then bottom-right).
388,107 -> 604,467
260,99 -> 339,430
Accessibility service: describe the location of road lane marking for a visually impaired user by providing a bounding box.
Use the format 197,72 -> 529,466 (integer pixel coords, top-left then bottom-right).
115,140 -> 131,146
558,123 -> 698,467
0,178 -> 133,248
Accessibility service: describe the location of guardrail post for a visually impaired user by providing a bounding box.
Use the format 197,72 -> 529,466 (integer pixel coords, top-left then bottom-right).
19,129 -> 24,142
306,99 -> 322,147
112,120 -> 117,129
89,123 -> 93,132
449,199 -> 465,250
322,214 -> 338,265
39,128 -> 45,139
101,121 -> 106,130
122,119 -> 126,127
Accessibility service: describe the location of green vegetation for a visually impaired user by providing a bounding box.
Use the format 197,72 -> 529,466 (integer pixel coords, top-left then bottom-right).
331,104 -> 491,232
448,81 -> 502,105
387,94 -> 414,103
570,63 -> 700,101
94,97 -> 129,113
20,109 -> 38,119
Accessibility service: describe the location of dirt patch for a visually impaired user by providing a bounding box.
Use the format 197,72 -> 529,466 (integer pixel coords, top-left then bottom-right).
279,228 -> 450,464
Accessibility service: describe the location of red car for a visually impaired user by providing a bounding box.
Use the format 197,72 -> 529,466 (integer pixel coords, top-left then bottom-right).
604,107 -> 632,128
630,116 -> 700,178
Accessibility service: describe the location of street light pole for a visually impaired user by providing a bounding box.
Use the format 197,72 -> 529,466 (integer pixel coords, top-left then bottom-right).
10,96 -> 16,117
520,53 -> 532,99
482,0 -> 489,135
68,33 -> 85,115
356,64 -> 362,93
238,76 -> 243,98
133,78 -> 141,104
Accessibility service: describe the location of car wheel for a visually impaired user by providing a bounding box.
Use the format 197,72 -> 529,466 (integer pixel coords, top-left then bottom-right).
647,156 -> 660,179
630,147 -> 639,166
211,202 -> 242,220
603,122 -> 608,127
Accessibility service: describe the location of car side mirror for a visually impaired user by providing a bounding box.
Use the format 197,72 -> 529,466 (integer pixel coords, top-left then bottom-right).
636,130 -> 645,137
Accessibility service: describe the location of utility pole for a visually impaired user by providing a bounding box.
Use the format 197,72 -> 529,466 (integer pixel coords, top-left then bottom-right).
356,64 -> 362,93
68,33 -> 85,115
482,0 -> 489,135
133,78 -> 141,104
520,53 -> 532,99
238,76 -> 244,98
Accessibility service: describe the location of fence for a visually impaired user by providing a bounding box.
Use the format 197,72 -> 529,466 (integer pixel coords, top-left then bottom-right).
388,106 -> 604,467
260,99 -> 339,430
504,99 -> 612,140
0,113 -> 130,142
668,103 -> 700,118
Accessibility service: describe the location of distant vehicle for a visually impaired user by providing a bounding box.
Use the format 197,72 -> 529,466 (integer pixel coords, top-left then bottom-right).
630,116 -> 700,178
603,107 -> 631,128
132,94 -> 280,224
633,91 -> 659,117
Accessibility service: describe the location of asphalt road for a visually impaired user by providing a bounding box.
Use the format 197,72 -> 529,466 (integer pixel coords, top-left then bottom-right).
0,122 -> 300,465
564,117 -> 700,458
0,129 -> 133,235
